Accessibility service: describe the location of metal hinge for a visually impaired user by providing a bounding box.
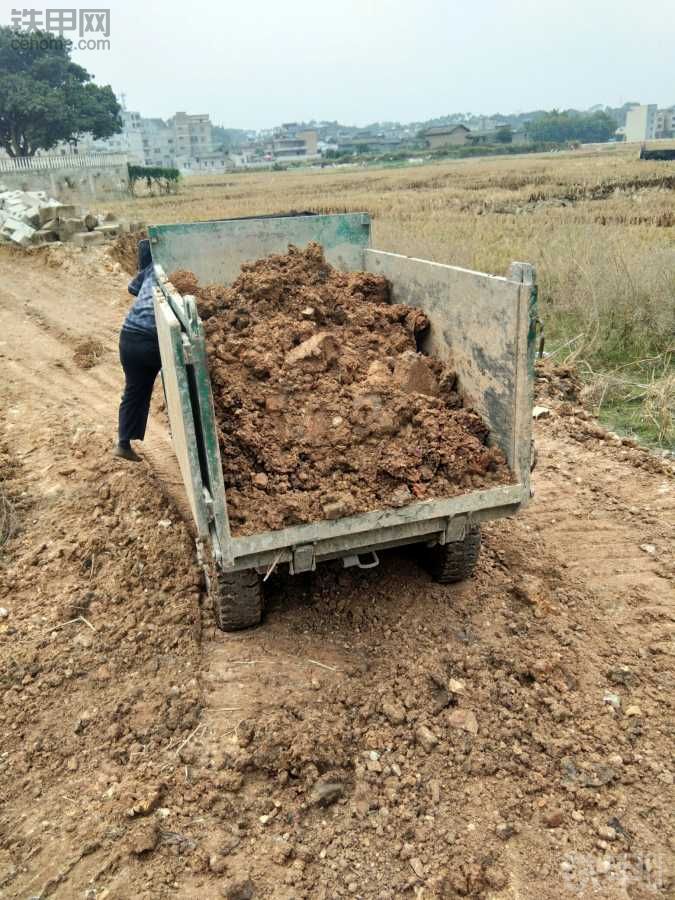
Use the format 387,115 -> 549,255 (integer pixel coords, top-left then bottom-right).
202,488 -> 215,523
181,334 -> 193,364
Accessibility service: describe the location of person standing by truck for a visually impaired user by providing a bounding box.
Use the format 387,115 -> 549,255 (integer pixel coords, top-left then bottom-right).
114,239 -> 162,461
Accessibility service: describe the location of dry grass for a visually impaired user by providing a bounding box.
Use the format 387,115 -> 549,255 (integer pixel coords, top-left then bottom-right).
105,145 -> 675,446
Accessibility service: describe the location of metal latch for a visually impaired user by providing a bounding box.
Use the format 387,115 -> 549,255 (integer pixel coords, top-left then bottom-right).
291,544 -> 316,574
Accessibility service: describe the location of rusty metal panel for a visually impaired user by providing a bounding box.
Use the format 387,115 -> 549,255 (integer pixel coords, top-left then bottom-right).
230,483 -> 525,561
149,213 -> 371,286
363,249 -> 534,490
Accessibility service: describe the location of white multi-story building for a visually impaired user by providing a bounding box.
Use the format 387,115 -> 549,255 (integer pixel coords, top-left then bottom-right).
623,104 -> 675,142
72,109 -> 144,161
170,112 -> 213,163
80,106 -> 215,169
139,118 -> 175,167
655,107 -> 675,138
624,105 -> 657,142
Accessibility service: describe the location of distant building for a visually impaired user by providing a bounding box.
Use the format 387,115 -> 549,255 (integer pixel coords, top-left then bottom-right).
272,125 -> 319,160
181,150 -> 231,173
511,128 -> 530,145
465,129 -> 494,146
655,107 -> 675,138
423,124 -> 470,149
73,109 -> 144,162
624,104 -> 675,141
170,112 -> 213,167
140,118 -> 175,167
624,105 -> 657,142
135,111 -> 214,169
336,130 -> 403,153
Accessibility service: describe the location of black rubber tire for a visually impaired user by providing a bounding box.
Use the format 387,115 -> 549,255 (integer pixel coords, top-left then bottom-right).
425,524 -> 481,584
209,568 -> 263,631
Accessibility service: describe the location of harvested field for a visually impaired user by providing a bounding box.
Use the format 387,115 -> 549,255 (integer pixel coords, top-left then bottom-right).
170,243 -> 510,535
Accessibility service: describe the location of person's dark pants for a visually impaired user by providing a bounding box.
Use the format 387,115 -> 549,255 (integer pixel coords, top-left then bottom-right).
118,328 -> 162,445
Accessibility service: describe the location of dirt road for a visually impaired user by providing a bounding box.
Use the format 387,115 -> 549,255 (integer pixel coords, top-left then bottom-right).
0,245 -> 672,899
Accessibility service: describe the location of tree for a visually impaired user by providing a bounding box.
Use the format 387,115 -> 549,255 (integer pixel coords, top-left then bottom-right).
494,125 -> 512,144
0,26 -> 121,156
527,109 -> 617,144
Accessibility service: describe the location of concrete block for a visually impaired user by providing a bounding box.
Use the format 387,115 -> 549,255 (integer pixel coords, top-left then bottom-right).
23,191 -> 49,204
0,218 -> 36,246
33,229 -> 58,244
55,205 -> 77,222
21,206 -> 41,227
57,217 -> 86,240
38,204 -> 64,225
4,203 -> 29,219
71,230 -> 105,247
94,223 -> 120,238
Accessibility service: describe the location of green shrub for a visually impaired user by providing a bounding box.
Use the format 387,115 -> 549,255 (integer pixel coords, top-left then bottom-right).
128,164 -> 180,195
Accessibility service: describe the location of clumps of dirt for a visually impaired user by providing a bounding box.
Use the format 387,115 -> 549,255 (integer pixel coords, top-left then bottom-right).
72,337 -> 105,369
0,427 -> 205,898
535,359 -> 582,404
109,228 -> 148,275
169,243 -> 511,535
0,439 -> 19,549
534,358 -> 674,475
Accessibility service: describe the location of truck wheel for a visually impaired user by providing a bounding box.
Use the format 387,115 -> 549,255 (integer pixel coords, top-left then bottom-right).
425,525 -> 481,584
208,568 -> 263,631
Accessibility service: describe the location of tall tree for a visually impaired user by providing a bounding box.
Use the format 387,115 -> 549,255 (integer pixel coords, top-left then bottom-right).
527,110 -> 617,144
0,27 -> 121,156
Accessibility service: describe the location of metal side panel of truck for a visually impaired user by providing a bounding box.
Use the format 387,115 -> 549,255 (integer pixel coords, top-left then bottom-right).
149,213 -> 537,602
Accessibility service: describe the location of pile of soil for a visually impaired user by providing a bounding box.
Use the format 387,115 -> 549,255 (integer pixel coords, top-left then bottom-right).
170,243 -> 511,535
109,227 -> 148,275
72,337 -> 104,369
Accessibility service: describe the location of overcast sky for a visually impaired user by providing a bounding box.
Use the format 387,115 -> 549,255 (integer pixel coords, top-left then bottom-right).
64,0 -> 675,128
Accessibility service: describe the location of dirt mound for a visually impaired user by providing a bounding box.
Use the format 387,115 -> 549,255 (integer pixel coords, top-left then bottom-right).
535,358 -> 582,404
534,358 -> 674,476
109,228 -> 148,275
73,337 -> 105,369
170,243 -> 511,535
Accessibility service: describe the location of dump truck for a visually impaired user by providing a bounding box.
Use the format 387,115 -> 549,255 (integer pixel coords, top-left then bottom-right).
149,213 -> 537,630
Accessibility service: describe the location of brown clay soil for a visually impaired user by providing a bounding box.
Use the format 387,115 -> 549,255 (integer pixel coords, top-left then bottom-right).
169,243 -> 510,536
0,242 -> 673,900
73,338 -> 105,370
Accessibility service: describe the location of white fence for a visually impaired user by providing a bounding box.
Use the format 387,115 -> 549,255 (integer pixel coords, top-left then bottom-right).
0,152 -> 128,173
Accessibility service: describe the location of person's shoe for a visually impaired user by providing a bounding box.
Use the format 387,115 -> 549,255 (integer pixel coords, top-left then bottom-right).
113,444 -> 142,462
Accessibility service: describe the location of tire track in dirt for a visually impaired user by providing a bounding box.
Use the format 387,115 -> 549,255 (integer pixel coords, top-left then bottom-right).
527,430 -> 673,653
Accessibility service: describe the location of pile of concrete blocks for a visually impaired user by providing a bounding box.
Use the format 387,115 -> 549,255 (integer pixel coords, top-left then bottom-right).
0,184 -> 133,248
